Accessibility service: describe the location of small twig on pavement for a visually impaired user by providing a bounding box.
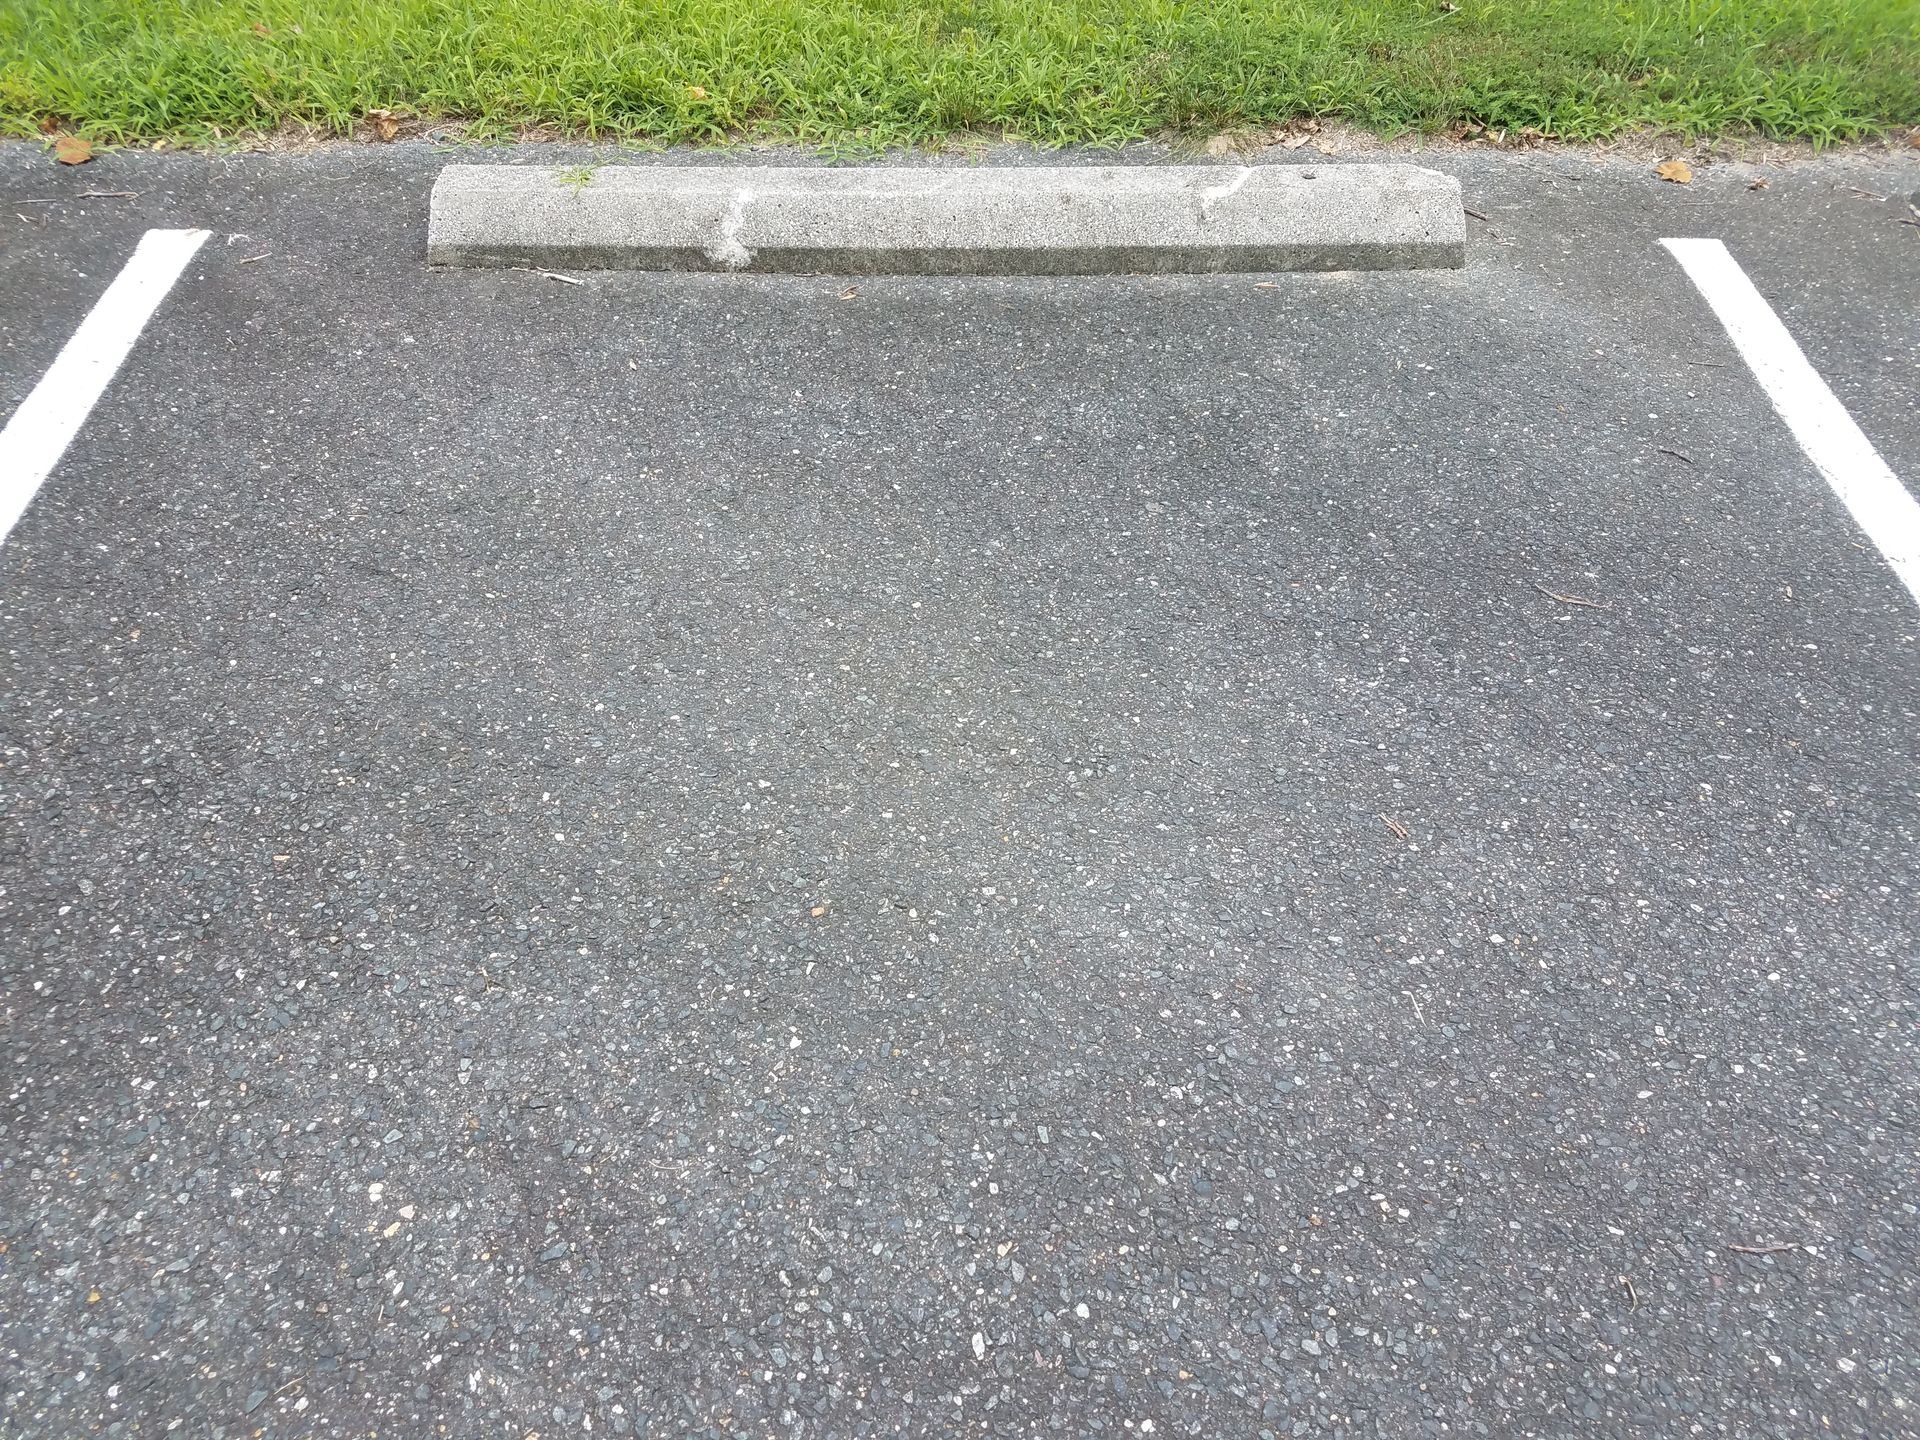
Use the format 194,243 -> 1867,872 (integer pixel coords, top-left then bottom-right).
1380,814 -> 1409,840
1532,582 -> 1610,610
511,265 -> 583,285
1463,208 -> 1491,222
1622,1275 -> 1639,1308
1728,1242 -> 1802,1255
17,191 -> 140,203
1657,447 -> 1694,465
239,252 -> 272,265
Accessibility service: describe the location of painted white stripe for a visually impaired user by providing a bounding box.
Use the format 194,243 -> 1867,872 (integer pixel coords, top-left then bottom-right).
1662,237 -> 1920,609
0,227 -> 210,546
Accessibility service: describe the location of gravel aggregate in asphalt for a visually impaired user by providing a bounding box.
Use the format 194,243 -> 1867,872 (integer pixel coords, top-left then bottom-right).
1,140 -> 1917,1438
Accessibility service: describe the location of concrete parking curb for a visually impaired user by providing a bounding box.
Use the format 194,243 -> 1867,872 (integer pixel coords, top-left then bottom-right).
426,164 -> 1466,274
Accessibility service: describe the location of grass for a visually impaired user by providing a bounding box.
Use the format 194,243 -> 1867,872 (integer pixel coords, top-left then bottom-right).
1,0 -> 1915,149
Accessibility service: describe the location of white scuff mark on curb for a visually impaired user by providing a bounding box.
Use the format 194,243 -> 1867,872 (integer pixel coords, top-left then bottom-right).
1663,237 -> 1920,610
1197,166 -> 1252,223
0,227 -> 209,547
707,187 -> 756,269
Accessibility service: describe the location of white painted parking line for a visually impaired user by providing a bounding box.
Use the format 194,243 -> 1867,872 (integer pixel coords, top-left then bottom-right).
0,227 -> 210,548
1663,237 -> 1920,610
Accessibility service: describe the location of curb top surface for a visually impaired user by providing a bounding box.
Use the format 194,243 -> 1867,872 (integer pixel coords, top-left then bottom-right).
426,161 -> 1467,274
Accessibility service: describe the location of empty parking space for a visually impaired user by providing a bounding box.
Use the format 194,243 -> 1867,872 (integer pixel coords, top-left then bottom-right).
2,145 -> 1916,1438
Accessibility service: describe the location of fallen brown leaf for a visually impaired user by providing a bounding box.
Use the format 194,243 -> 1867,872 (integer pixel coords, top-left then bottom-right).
251,20 -> 271,36
1747,177 -> 1769,191
1281,133 -> 1311,149
1655,159 -> 1693,184
52,134 -> 93,166
366,109 -> 399,142
686,85 -> 709,101
838,286 -> 858,301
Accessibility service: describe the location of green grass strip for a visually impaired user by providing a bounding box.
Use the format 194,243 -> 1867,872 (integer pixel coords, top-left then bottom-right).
2,0 -> 1915,147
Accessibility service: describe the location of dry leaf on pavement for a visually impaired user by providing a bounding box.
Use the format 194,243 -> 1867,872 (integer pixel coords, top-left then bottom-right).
366,109 -> 399,142
1655,159 -> 1693,184
52,135 -> 93,165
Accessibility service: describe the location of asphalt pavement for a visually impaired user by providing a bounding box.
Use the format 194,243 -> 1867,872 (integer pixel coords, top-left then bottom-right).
1,137 -> 1917,1439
